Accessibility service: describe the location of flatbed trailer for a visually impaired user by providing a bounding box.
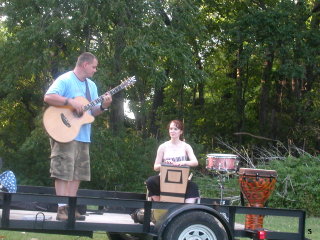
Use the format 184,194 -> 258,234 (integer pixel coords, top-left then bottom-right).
0,185 -> 307,240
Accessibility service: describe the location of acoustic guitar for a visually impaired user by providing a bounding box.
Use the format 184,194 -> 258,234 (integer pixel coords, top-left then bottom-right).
43,76 -> 136,143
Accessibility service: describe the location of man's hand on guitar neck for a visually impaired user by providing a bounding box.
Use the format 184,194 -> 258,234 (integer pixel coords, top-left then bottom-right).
91,93 -> 112,116
101,93 -> 112,109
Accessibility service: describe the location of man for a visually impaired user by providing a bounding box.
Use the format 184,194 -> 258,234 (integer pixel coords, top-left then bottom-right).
44,52 -> 112,221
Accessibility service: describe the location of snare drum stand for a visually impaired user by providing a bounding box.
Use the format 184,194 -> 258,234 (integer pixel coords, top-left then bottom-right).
217,173 -> 227,205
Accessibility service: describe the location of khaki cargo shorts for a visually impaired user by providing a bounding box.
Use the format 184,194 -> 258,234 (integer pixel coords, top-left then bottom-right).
50,139 -> 90,181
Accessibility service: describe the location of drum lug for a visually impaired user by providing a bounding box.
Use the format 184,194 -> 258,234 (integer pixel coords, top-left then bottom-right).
255,173 -> 260,181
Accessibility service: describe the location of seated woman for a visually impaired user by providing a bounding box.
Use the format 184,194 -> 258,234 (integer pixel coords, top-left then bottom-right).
145,120 -> 199,203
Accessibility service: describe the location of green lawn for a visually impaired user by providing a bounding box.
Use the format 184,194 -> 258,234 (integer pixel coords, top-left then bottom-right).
236,216 -> 318,240
304,217 -> 319,240
0,217 -> 317,239
0,231 -> 107,240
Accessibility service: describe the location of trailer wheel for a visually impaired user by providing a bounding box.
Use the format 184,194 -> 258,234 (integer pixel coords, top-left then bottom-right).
163,211 -> 229,240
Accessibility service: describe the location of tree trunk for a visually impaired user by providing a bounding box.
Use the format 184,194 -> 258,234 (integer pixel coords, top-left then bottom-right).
235,44 -> 247,143
259,48 -> 274,137
148,1 -> 172,138
149,80 -> 165,138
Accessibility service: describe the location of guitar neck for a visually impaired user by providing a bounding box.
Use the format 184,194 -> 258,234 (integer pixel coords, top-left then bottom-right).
83,84 -> 125,112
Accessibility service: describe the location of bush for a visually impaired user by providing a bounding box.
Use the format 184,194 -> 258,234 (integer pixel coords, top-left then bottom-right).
194,171 -> 240,203
2,125 -> 52,186
261,155 -> 320,216
85,127 -> 158,192
1,122 -> 158,192
194,154 -> 320,217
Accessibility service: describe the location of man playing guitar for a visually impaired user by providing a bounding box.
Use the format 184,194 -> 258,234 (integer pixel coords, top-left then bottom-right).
44,52 -> 112,221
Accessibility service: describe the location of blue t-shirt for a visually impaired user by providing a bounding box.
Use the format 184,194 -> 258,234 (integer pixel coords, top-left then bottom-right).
45,71 -> 99,142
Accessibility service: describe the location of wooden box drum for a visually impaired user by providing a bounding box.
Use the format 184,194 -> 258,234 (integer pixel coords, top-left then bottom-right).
206,154 -> 239,174
160,165 -> 190,203
238,168 -> 277,230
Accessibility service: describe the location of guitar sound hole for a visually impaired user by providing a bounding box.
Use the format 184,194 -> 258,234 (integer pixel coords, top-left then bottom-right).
73,110 -> 83,118
60,113 -> 71,128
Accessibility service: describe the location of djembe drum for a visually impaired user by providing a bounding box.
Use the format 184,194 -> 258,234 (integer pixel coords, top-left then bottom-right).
238,168 -> 277,230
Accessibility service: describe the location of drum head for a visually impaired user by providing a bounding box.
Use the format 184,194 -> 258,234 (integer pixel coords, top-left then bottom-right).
238,168 -> 277,178
206,153 -> 239,174
207,153 -> 238,159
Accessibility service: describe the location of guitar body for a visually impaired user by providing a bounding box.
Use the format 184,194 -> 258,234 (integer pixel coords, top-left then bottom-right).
43,96 -> 95,143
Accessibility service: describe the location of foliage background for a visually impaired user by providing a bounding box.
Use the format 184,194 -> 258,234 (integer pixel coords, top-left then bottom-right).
0,0 -> 320,216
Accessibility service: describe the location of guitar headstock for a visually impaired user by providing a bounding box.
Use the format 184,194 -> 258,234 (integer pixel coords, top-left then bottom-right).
120,76 -> 136,89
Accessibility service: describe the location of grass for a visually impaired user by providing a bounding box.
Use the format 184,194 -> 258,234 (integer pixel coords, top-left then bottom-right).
195,173 -> 319,239
0,231 -> 108,240
235,215 -> 318,240
0,217 -> 318,239
305,217 -> 319,240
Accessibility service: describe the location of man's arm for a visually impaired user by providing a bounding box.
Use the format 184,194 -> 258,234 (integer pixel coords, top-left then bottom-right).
44,94 -> 84,114
91,93 -> 112,116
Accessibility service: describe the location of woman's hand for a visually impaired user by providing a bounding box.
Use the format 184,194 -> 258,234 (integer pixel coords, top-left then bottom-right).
171,161 -> 188,166
164,160 -> 173,165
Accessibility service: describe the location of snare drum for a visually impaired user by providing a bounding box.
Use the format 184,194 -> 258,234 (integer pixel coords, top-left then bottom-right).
238,168 -> 277,230
206,154 -> 239,174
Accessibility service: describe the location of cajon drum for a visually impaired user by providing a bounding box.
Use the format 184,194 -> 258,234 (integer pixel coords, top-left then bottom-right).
160,164 -> 190,203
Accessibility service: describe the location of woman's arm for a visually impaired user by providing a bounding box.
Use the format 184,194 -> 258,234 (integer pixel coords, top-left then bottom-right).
170,143 -> 198,167
186,144 -> 199,167
153,144 -> 165,171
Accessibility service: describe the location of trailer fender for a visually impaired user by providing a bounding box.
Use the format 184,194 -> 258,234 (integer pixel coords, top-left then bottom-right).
155,204 -> 233,240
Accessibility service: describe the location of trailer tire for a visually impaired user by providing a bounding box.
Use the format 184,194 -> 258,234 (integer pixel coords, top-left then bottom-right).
163,211 -> 229,240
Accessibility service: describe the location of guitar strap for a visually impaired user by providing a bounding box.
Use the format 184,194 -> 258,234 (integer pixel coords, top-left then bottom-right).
85,79 -> 91,101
